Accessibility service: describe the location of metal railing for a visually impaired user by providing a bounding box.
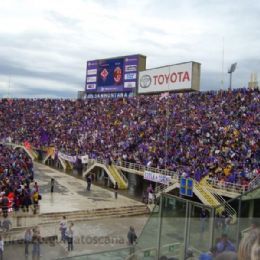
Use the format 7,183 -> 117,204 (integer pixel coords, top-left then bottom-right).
248,175 -> 260,190
155,183 -> 167,194
119,170 -> 129,185
202,180 -> 237,220
4,142 -> 258,195
115,160 -> 179,178
125,242 -> 182,260
207,178 -> 248,194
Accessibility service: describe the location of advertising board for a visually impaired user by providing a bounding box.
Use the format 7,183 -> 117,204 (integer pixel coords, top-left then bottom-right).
138,62 -> 200,94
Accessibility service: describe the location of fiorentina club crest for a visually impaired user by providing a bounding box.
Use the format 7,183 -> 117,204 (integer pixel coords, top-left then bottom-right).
100,69 -> 109,81
114,66 -> 122,84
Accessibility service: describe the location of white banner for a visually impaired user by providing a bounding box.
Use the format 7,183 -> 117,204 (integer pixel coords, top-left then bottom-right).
80,155 -> 89,164
138,62 -> 192,93
144,171 -> 172,185
58,152 -> 77,163
58,152 -> 90,164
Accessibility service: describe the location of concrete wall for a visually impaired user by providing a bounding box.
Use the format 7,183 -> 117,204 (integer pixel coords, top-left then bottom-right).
191,62 -> 201,91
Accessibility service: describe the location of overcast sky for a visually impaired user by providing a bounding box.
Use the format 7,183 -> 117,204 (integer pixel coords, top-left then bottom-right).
0,0 -> 259,98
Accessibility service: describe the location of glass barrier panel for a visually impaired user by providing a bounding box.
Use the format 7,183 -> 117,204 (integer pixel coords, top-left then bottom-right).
158,195 -> 187,259
188,203 -> 214,254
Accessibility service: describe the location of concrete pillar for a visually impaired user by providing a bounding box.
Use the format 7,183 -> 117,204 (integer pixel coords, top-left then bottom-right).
128,173 -> 137,196
249,200 -> 255,218
101,169 -> 105,178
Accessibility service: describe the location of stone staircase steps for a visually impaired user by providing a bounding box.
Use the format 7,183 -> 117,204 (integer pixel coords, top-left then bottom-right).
7,205 -> 149,229
40,207 -> 149,223
2,205 -> 149,242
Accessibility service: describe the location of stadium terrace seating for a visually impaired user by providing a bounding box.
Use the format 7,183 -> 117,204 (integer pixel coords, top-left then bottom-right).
0,145 -> 36,214
0,88 -> 259,186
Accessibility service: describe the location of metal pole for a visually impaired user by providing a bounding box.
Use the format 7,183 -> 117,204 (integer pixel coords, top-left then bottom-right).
209,207 -> 215,250
165,98 -> 169,169
235,198 -> 242,249
221,37 -> 225,89
229,72 -> 232,90
183,200 -> 190,258
157,195 -> 164,259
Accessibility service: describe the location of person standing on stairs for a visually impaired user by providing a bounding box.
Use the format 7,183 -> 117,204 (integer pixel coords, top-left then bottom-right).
66,222 -> 74,252
50,178 -> 55,193
87,176 -> 92,191
114,182 -> 118,199
60,216 -> 67,243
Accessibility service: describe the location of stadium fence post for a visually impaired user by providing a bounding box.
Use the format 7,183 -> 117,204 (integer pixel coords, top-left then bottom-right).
156,195 -> 164,259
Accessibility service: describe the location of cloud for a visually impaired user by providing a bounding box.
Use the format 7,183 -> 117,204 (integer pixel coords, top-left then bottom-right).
0,0 -> 259,98
46,10 -> 81,29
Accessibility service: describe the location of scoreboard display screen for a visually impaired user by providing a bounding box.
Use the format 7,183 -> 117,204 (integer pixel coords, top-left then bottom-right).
85,55 -> 140,94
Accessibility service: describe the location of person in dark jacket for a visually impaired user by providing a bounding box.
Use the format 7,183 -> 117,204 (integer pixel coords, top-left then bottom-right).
127,226 -> 137,245
86,176 -> 92,191
114,182 -> 118,199
51,178 -> 55,193
1,195 -> 9,218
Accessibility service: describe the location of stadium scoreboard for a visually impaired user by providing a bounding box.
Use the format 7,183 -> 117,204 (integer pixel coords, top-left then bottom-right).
85,54 -> 146,98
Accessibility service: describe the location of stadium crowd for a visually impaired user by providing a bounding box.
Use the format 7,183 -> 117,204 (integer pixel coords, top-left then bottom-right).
0,88 -> 259,186
0,144 -> 37,215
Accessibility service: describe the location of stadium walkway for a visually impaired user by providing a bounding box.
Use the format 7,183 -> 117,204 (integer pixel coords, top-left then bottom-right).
35,162 -> 145,213
3,162 -> 148,260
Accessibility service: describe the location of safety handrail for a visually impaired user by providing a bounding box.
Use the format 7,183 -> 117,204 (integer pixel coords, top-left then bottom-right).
94,158 -> 180,179
202,179 -> 237,218
115,160 -> 180,178
3,142 -> 256,195
207,178 -> 248,194
248,175 -> 260,191
125,242 -> 182,260
119,170 -> 129,185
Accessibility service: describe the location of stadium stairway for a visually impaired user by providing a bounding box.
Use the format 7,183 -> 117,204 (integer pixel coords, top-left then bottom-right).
194,181 -> 223,209
4,205 -> 149,242
108,165 -> 128,189
25,147 -> 38,160
57,156 -> 67,170
42,147 -> 55,164
83,162 -> 128,189
65,160 -> 73,170
194,180 -> 237,223
200,177 -> 237,223
11,143 -> 38,161
83,161 -> 116,186
154,177 -> 236,222
155,181 -> 179,198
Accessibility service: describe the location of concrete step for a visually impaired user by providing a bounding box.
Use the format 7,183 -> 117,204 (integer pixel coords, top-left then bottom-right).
40,208 -> 149,222
41,212 -> 149,224
2,209 -> 149,242
8,205 -> 149,228
40,204 -> 147,217
41,209 -> 147,218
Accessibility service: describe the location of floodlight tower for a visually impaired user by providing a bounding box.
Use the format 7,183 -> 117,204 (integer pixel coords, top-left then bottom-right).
228,62 -> 237,90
